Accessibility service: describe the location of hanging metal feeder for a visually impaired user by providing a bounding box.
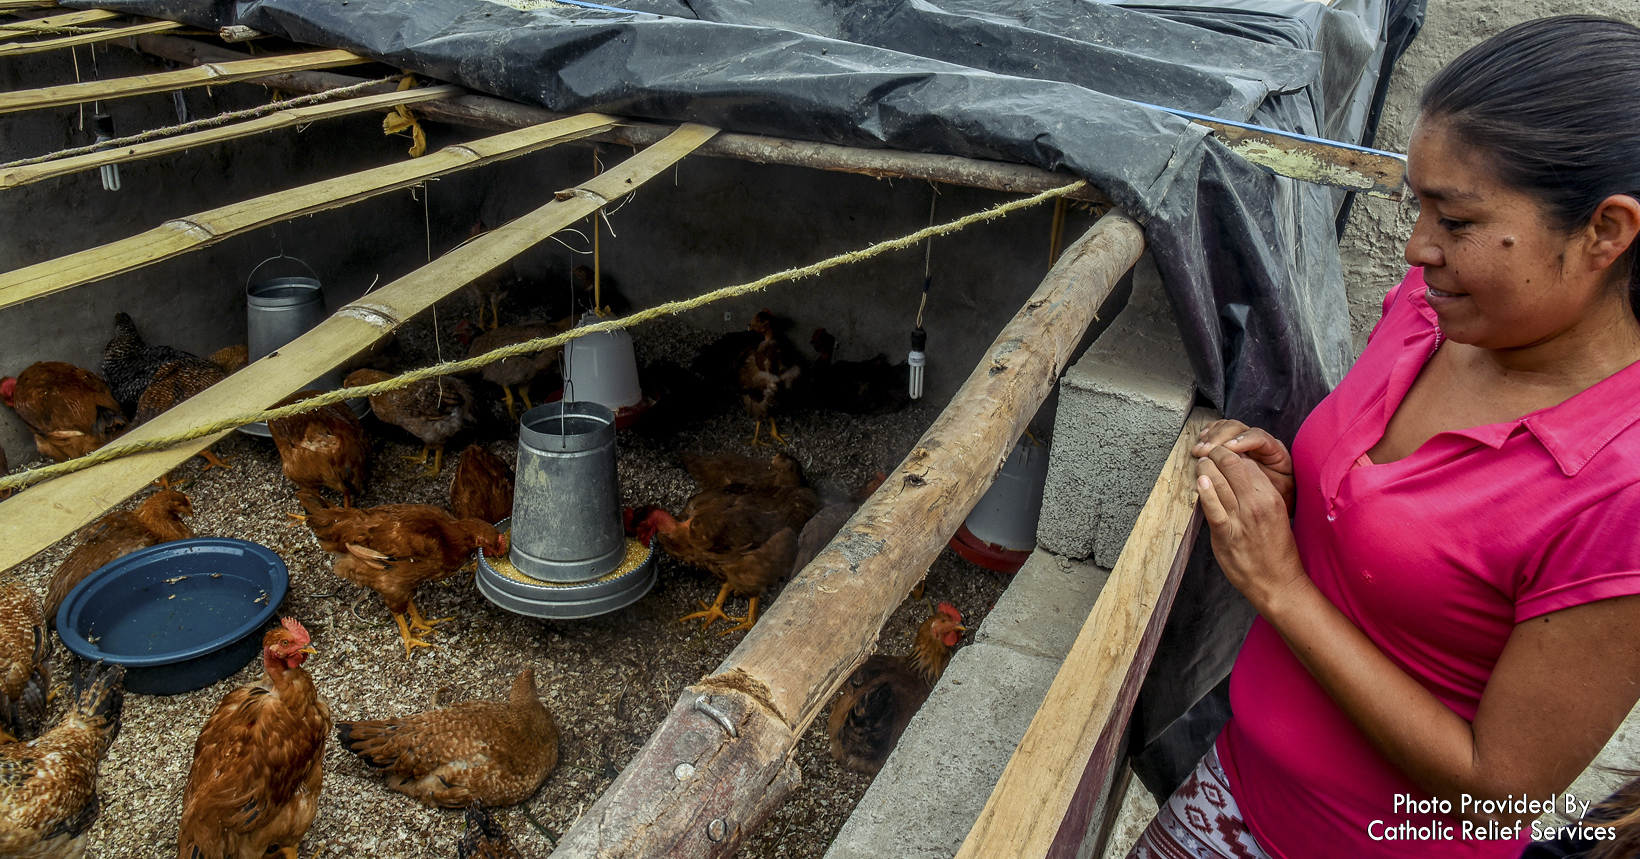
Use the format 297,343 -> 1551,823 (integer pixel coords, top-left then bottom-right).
475,401 -> 655,618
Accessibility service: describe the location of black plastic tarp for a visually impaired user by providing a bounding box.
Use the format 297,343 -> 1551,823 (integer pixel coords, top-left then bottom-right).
66,0 -> 1423,794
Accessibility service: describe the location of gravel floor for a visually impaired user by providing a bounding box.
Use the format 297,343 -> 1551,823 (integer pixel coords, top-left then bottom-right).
4,311 -> 1013,858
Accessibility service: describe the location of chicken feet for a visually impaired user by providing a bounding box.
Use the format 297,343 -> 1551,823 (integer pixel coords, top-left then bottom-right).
679,585 -> 760,635
400,444 -> 445,477
391,597 -> 454,657
748,419 -> 789,448
500,385 -> 536,422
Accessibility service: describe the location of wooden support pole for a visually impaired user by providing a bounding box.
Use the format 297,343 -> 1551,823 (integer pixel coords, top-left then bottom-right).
0,18 -> 182,56
0,8 -> 115,38
0,112 -> 618,310
0,123 -> 717,577
956,407 -> 1213,859
547,211 -> 1147,859
131,34 -> 1115,206
0,48 -> 366,114
0,84 -> 463,188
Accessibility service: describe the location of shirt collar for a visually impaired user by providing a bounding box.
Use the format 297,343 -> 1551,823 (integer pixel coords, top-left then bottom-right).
1403,270 -> 1640,477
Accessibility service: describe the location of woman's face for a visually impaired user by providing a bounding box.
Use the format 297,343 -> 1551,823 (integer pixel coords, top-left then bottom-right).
1403,118 -> 1624,351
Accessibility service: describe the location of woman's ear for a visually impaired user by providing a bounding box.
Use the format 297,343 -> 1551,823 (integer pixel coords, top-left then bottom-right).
1583,193 -> 1640,275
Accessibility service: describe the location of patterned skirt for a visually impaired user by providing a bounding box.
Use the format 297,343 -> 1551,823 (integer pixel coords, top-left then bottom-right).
1125,745 -> 1273,859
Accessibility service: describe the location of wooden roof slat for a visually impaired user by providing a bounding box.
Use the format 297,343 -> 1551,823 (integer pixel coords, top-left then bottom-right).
955,408 -> 1210,859
0,111 -> 619,310
0,18 -> 182,56
0,48 -> 366,114
0,1 -> 62,10
0,84 -> 464,188
0,123 -> 718,576
0,8 -> 116,38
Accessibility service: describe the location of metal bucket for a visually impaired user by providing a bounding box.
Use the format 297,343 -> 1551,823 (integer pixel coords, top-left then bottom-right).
241,257 -> 354,437
510,401 -> 624,582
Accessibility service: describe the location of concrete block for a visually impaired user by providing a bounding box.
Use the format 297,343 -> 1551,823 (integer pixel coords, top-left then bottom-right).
976,546 -> 1111,661
1038,252 -> 1194,567
824,546 -> 1111,859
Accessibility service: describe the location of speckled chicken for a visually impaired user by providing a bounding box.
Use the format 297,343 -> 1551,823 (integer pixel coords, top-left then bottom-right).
827,602 -> 964,775
1,361 -> 128,463
337,667 -> 557,808
635,451 -> 818,634
456,318 -> 570,421
343,369 -> 476,477
178,619 -> 328,859
0,661 -> 125,859
295,491 -> 506,657
101,311 -> 194,415
267,390 -> 371,507
457,804 -> 526,859
449,444 -> 514,525
0,578 -> 50,743
808,328 -> 911,416
44,489 -> 193,625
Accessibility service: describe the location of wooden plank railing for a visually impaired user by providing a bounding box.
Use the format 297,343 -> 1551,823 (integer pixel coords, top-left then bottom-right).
957,406 -> 1213,859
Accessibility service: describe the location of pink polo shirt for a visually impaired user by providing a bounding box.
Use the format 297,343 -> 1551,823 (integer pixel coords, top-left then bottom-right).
1216,268 -> 1640,859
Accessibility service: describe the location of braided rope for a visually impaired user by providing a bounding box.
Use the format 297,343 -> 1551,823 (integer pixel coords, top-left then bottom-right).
0,179 -> 1087,494
0,74 -> 407,170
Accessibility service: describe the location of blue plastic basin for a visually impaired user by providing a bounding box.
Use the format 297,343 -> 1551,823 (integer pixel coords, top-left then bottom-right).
56,537 -> 288,695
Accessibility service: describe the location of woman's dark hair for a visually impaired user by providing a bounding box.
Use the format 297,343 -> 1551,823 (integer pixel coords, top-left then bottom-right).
1421,16 -> 1640,313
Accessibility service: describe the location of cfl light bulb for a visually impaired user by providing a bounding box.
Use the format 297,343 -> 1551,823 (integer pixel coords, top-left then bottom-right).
93,113 -> 120,192
908,327 -> 927,400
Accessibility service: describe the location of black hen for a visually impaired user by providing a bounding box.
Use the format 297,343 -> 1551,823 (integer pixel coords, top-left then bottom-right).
102,312 -> 199,416
808,328 -> 911,416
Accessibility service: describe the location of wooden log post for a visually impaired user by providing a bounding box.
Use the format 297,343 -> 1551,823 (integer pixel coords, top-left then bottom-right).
548,210 -> 1147,859
956,407 -> 1214,859
0,123 -> 717,576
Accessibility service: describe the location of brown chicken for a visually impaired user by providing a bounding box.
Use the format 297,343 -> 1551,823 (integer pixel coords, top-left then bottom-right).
45,489 -> 193,625
0,577 -> 50,743
343,369 -> 476,477
635,451 -> 818,634
296,491 -> 506,657
737,310 -> 803,447
809,328 -> 911,416
337,667 -> 558,808
827,602 -> 965,775
457,804 -> 526,859
267,390 -> 371,507
449,444 -> 514,525
456,318 -> 571,421
1,362 -> 128,463
0,661 -> 124,859
178,619 -> 329,859
210,344 -> 249,375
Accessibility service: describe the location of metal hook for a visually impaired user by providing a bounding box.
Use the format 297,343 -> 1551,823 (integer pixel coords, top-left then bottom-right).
693,694 -> 738,739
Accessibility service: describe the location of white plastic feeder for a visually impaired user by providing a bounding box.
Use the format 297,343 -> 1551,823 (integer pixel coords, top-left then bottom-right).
951,434 -> 1050,573
562,312 -> 643,412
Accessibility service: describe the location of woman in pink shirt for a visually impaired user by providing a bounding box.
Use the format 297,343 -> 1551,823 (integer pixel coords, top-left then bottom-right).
1128,16 -> 1640,859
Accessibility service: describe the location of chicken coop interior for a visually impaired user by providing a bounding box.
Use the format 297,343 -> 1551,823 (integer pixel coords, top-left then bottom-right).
0,1 -> 1423,857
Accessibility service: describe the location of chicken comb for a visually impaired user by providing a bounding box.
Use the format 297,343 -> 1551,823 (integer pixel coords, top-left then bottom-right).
280,617 -> 311,645
935,601 -> 962,624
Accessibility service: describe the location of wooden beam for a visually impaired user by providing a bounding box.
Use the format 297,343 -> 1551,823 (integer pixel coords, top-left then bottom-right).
0,18 -> 182,56
0,8 -> 114,37
0,123 -> 717,576
131,34 -> 1115,206
0,84 -> 463,188
1190,114 -> 1407,201
547,211 -> 1147,859
0,112 -> 619,310
0,48 -> 366,114
955,407 -> 1213,859
0,1 -> 63,10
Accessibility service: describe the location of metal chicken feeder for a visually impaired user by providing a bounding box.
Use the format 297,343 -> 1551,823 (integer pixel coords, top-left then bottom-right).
476,401 -> 655,619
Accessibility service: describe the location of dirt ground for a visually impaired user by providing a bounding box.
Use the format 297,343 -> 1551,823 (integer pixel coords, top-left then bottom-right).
4,311 -> 1012,858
